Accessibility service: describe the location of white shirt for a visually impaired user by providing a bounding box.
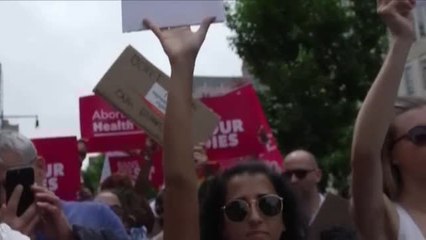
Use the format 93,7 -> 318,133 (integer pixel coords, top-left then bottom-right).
151,231 -> 163,240
395,204 -> 425,240
0,223 -> 29,240
309,193 -> 325,225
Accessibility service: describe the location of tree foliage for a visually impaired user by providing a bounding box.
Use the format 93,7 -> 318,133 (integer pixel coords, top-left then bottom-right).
82,154 -> 105,193
227,0 -> 386,192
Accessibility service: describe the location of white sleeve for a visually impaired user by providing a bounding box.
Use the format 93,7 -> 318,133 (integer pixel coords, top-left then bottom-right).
0,223 -> 30,240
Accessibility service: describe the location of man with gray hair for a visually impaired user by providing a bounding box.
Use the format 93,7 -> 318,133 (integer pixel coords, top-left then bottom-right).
283,149 -> 325,225
0,130 -> 129,240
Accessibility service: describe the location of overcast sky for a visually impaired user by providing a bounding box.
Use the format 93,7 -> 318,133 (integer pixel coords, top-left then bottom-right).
0,1 -> 241,139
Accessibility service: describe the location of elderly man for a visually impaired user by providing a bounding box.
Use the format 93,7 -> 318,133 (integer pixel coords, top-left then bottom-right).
0,130 -> 129,240
284,149 -> 325,225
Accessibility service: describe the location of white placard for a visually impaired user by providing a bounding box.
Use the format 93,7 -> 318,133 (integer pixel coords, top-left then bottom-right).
145,82 -> 168,115
121,0 -> 226,33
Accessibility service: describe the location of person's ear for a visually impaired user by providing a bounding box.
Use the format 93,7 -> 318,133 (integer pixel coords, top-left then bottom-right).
314,169 -> 322,183
34,156 -> 46,184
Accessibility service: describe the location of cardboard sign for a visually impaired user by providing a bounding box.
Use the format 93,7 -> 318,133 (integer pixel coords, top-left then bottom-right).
32,137 -> 81,201
80,95 -> 147,152
308,193 -> 355,240
201,84 -> 283,169
94,45 -> 219,145
121,0 -> 225,33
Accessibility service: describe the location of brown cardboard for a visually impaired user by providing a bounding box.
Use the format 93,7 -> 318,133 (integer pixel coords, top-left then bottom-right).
308,193 -> 356,240
94,45 -> 219,145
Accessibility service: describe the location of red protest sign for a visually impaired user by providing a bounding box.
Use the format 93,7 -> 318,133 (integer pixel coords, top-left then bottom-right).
201,84 -> 283,169
32,137 -> 81,201
147,84 -> 284,184
108,155 -> 141,184
79,95 -> 147,152
102,151 -> 164,189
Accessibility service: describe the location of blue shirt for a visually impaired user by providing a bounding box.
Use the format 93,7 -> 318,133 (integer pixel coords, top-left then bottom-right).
36,201 -> 129,240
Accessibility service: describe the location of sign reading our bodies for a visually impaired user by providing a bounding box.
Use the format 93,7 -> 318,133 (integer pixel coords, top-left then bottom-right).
32,137 -> 80,201
44,163 -> 65,192
201,84 -> 283,168
205,119 -> 244,149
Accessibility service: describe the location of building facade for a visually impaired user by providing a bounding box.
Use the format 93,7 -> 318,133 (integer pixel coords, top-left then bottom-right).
399,5 -> 426,97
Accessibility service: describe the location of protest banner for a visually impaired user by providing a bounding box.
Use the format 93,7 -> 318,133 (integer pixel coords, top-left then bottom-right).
96,83 -> 283,189
32,137 -> 81,201
100,151 -> 164,189
108,155 -> 141,184
80,95 -> 146,152
201,84 -> 284,169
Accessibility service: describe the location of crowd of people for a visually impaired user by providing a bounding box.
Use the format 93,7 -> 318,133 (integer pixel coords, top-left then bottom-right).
0,0 -> 423,239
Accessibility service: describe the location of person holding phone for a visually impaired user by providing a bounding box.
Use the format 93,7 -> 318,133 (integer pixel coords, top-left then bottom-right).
0,183 -> 33,240
0,130 -> 129,240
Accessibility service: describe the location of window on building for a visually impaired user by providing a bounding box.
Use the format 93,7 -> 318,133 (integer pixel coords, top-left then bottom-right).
421,58 -> 426,90
405,65 -> 415,96
415,6 -> 426,39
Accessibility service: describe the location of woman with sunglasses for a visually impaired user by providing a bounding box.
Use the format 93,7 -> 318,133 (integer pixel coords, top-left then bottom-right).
143,14 -> 306,240
351,0 -> 423,240
200,161 -> 306,240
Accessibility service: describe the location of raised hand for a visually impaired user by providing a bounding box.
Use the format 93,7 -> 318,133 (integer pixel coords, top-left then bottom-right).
378,0 -> 416,41
0,185 -> 39,236
143,17 -> 215,64
32,185 -> 74,240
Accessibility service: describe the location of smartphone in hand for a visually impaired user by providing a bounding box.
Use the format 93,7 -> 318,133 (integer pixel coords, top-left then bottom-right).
5,167 -> 35,216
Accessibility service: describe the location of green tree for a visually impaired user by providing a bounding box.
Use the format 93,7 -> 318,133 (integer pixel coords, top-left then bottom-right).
227,0 -> 386,193
82,154 -> 105,193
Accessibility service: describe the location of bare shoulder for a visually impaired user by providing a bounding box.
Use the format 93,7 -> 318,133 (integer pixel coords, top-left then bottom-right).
383,195 -> 399,240
349,195 -> 399,240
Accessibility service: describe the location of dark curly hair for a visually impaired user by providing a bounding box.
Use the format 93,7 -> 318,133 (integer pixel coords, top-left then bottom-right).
200,160 -> 307,240
100,173 -> 134,191
99,174 -> 155,233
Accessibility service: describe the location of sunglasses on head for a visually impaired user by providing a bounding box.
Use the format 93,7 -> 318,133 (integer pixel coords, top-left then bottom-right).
391,125 -> 426,149
222,194 -> 283,222
282,169 -> 315,180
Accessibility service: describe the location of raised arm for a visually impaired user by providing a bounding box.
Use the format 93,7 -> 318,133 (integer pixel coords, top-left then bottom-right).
144,18 -> 214,240
134,145 -> 156,199
351,0 -> 415,239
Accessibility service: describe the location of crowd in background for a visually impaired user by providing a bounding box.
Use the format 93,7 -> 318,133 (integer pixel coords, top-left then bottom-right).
0,0 -> 424,240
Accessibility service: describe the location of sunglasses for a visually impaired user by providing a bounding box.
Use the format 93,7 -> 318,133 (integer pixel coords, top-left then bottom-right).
391,125 -> 426,149
282,169 -> 315,180
222,194 -> 283,222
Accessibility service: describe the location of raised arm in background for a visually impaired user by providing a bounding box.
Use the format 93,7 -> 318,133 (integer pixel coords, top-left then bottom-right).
144,17 -> 215,240
351,0 -> 415,239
